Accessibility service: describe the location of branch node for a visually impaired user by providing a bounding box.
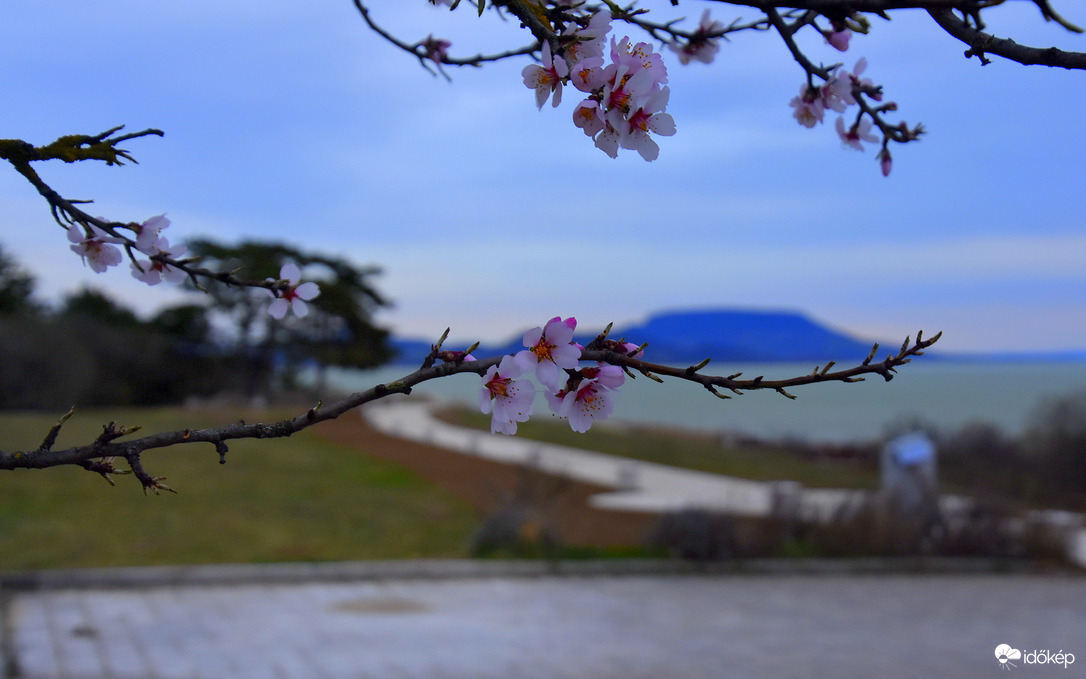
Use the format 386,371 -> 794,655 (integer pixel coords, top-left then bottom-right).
863,343 -> 880,366
125,451 -> 176,495
95,422 -> 140,447
423,328 -> 453,368
640,370 -> 664,383
586,322 -> 615,350
38,406 -> 76,453
775,387 -> 797,400
215,440 -> 229,465
706,384 -> 731,400
685,357 -> 711,375
78,457 -> 130,486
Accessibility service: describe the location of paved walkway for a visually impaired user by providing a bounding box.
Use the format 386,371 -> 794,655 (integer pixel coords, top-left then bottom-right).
3,403 -> 1084,678
363,400 -> 1086,568
3,563 -> 1083,679
363,400 -> 858,519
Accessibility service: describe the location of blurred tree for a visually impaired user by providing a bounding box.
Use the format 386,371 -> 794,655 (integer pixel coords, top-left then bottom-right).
1024,390 -> 1086,500
0,252 -> 252,408
938,422 -> 1032,501
0,244 -> 39,316
185,239 -> 392,394
59,286 -> 141,327
148,303 -> 214,346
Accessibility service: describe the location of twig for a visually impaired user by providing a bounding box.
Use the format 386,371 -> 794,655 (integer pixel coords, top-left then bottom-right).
0,330 -> 941,489
927,8 -> 1086,69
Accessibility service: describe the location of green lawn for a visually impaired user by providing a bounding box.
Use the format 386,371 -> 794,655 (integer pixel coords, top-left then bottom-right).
0,403 -> 883,571
0,406 -> 478,570
437,405 -> 880,491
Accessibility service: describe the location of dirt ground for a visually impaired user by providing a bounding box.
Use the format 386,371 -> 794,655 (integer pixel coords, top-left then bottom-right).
312,409 -> 659,549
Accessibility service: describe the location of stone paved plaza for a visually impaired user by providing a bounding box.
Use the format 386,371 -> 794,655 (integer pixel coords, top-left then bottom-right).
4,568 -> 1084,679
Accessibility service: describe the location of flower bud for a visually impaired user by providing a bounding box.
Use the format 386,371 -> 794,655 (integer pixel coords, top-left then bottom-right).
878,148 -> 892,177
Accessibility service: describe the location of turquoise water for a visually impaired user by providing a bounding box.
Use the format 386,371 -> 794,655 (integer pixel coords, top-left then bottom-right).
322,361 -> 1086,443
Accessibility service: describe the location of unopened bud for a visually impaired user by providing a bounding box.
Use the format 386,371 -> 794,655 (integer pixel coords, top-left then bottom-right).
622,342 -> 646,358
878,148 -> 892,177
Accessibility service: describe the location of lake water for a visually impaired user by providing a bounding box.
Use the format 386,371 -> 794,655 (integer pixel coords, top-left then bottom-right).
320,360 -> 1086,443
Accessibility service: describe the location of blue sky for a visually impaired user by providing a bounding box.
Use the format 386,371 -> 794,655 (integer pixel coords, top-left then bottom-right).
1,1 -> 1083,354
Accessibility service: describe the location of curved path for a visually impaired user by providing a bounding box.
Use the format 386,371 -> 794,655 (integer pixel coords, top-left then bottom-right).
362,399 -> 858,519
363,398 -> 1086,567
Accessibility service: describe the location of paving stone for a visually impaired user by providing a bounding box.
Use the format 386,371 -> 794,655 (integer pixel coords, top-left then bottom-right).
8,572 -> 1085,679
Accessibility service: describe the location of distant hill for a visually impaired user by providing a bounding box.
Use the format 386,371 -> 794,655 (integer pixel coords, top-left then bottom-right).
390,308 -> 880,365
604,309 -> 877,363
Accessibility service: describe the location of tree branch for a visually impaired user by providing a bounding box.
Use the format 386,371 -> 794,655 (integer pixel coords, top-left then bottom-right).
353,0 -> 538,77
927,7 -> 1086,68
764,6 -> 829,79
0,329 -> 941,489
583,330 -> 941,397
720,1 -> 1003,13
1,128 -> 323,298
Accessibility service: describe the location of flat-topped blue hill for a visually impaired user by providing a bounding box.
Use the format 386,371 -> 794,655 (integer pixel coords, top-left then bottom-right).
608,309 -> 875,363
390,308 -> 879,365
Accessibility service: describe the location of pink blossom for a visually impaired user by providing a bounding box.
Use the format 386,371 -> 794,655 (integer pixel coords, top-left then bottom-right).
421,35 -> 451,63
479,355 -> 535,435
789,84 -> 824,128
836,117 -> 879,151
670,9 -> 724,65
600,63 -> 639,115
573,98 -> 605,137
548,378 -> 616,433
609,37 -> 668,90
821,70 -> 853,112
614,86 -> 676,162
268,262 -> 320,319
563,10 -> 611,65
599,59 -> 658,118
820,59 -> 879,115
522,41 -> 568,109
569,56 -> 606,94
849,58 -> 881,101
581,364 -> 626,390
67,224 -> 124,273
131,237 -> 188,285
824,27 -> 852,52
568,33 -> 673,160
593,121 -> 622,158
134,214 -> 171,255
515,316 -> 581,388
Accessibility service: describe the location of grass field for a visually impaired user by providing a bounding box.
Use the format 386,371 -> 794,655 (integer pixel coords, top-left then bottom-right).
0,402 -> 885,571
0,406 -> 479,571
436,405 -> 880,491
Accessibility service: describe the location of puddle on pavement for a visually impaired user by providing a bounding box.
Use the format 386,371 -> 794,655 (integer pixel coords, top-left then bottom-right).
328,597 -> 428,614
